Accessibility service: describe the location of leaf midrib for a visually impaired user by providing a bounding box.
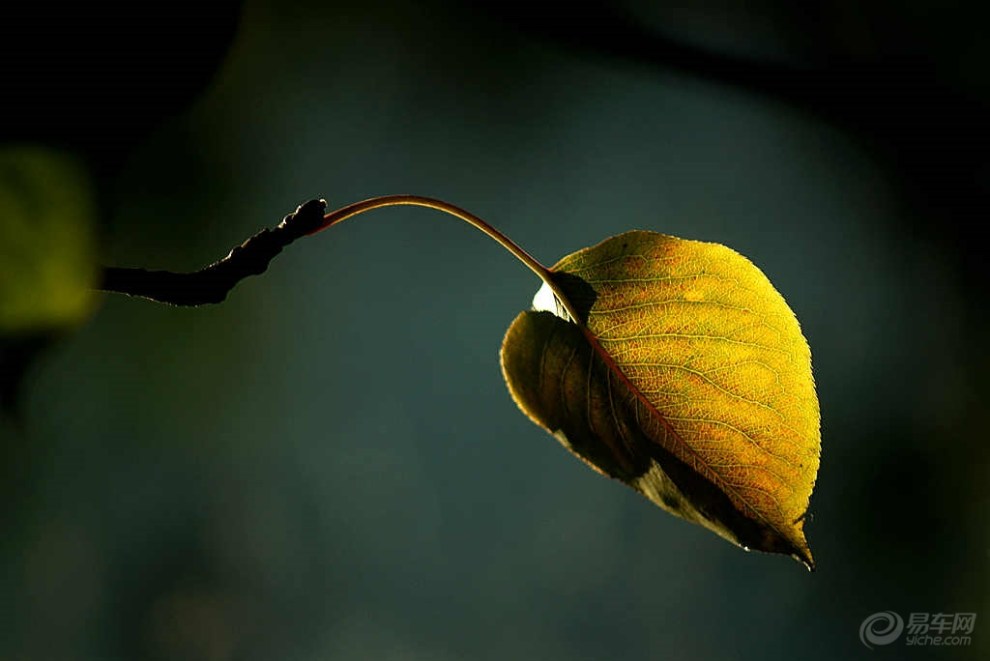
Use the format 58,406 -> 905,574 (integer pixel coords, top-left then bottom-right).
577,324 -> 792,542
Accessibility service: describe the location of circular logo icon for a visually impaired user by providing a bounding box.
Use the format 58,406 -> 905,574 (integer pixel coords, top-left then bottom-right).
860,611 -> 904,649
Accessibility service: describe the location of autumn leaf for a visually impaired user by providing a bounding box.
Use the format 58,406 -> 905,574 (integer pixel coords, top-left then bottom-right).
501,230 -> 821,569
94,195 -> 820,568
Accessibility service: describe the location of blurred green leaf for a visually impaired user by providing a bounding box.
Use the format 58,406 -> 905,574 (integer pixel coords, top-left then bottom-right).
0,146 -> 98,332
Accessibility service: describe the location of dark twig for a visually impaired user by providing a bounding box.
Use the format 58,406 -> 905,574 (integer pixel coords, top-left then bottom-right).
99,199 -> 327,305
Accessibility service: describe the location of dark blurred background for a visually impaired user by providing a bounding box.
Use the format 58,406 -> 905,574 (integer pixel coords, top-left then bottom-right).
1,1 -> 986,659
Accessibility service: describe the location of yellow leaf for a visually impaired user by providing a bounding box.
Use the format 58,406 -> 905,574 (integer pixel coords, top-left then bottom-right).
501,231 -> 820,569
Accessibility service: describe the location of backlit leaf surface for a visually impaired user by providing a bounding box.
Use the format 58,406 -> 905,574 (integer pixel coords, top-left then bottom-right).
501,231 -> 820,568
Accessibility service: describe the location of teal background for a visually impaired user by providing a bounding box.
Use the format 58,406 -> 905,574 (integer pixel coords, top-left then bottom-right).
2,1 -> 986,659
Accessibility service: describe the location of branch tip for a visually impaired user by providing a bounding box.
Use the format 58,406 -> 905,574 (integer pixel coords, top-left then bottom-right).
281,198 -> 328,236
99,198 -> 328,306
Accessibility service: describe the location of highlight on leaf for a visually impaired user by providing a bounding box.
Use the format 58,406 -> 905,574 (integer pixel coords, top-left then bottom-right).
501,231 -> 821,570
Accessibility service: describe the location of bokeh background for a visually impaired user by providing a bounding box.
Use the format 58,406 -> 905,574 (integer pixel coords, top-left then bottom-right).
1,1 -> 987,659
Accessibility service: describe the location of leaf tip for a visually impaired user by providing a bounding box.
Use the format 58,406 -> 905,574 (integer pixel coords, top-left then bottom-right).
793,539 -> 816,572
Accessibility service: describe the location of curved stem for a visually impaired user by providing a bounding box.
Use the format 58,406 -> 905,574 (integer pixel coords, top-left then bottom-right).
99,195 -> 582,323
313,195 -> 582,323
